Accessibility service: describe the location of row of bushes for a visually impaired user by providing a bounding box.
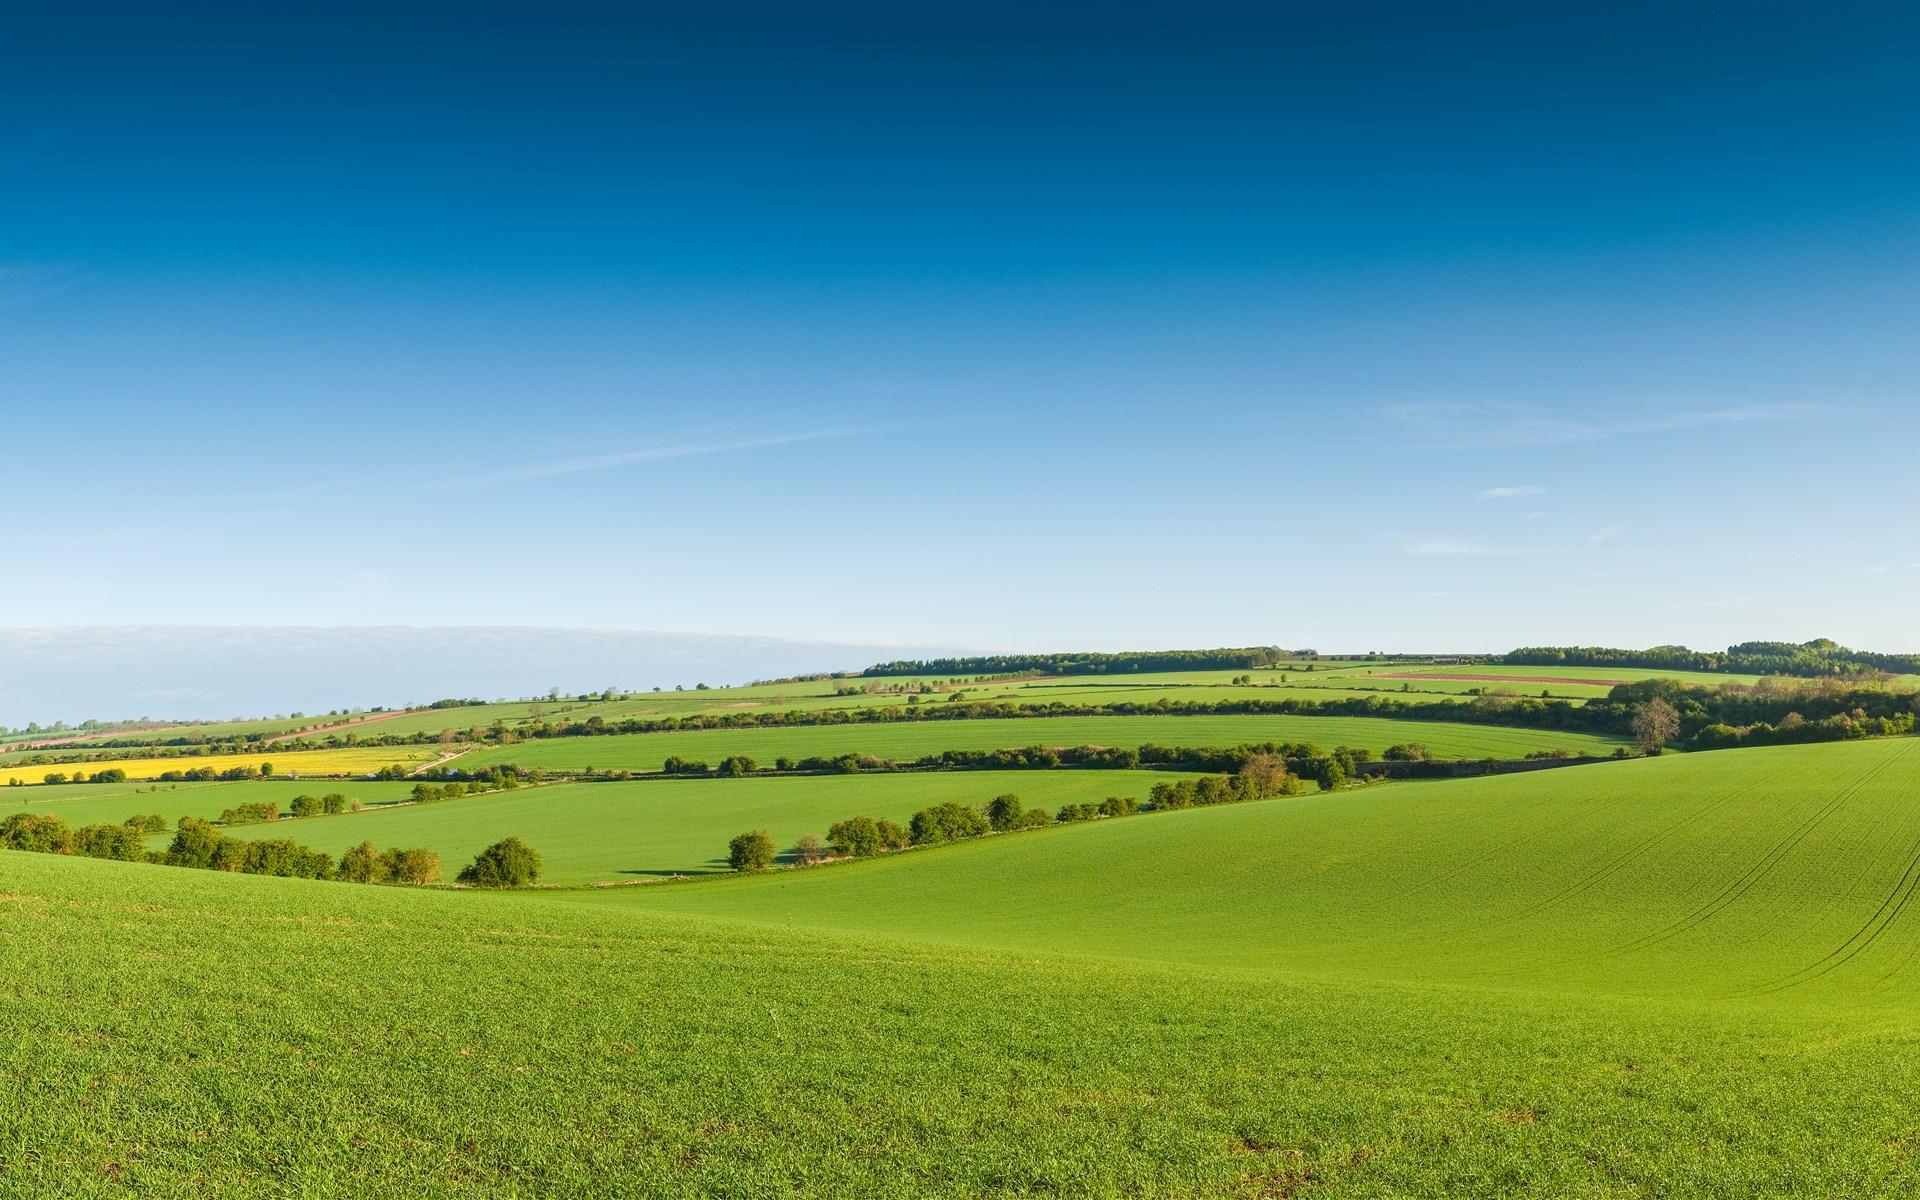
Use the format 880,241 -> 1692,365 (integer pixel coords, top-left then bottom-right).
726,758 -> 1305,871
0,810 -> 542,888
1689,709 -> 1917,751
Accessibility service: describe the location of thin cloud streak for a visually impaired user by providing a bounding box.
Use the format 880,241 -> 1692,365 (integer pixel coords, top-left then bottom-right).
1477,485 -> 1546,500
1382,401 -> 1834,450
495,429 -> 868,484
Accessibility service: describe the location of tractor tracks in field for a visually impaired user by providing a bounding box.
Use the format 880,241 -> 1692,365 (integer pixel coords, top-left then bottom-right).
1610,745 -> 1911,958
1468,770 -> 1771,935
1749,741 -> 1920,994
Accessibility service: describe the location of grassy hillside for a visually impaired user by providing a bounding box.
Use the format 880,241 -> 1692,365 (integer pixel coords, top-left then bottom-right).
12,739 -> 1920,1197
610,739 -> 1920,1000
207,770 -> 1180,882
463,714 -> 1627,773
4,778 -> 419,827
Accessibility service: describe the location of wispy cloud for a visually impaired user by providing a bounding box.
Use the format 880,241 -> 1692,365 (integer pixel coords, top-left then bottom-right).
493,429 -> 865,484
0,263 -> 89,308
1383,401 -> 1833,450
1476,485 -> 1545,500
1587,524 -> 1621,543
1407,538 -> 1505,557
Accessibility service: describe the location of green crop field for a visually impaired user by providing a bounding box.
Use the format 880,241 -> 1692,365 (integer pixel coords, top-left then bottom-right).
9,739 -> 1920,1195
4,778 -> 422,828
461,713 -> 1628,773
208,770 -> 1184,883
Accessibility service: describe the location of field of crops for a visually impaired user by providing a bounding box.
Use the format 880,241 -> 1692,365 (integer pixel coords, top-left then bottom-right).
0,745 -> 444,786
462,713 -> 1627,773
209,770 -> 1183,883
5,778 -> 421,828
11,739 -> 1920,1195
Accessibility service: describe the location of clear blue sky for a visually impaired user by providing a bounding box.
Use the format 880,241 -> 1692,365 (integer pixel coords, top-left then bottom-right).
3,1 -> 1916,667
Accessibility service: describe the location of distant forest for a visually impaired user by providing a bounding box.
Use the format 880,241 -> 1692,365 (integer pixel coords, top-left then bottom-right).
865,647 -> 1304,676
1502,639 -> 1920,678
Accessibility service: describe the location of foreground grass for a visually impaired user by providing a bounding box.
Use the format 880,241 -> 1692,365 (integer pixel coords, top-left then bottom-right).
7,850 -> 1920,1198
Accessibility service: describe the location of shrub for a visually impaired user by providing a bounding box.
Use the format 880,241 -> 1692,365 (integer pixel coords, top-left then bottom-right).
827,816 -> 883,857
716,755 -> 758,778
237,839 -> 334,879
793,834 -> 828,865
322,793 -> 348,814
338,840 -> 385,883
380,847 -> 442,885
165,818 -> 222,868
986,793 -> 1027,832
42,773 -> 66,786
91,768 -> 128,784
289,794 -> 322,818
1056,803 -> 1097,823
662,756 -> 710,776
217,801 -> 278,826
874,819 -> 910,851
2,812 -> 75,854
1101,795 -> 1138,818
727,830 -> 776,872
73,823 -> 147,861
909,802 -> 988,844
458,837 -> 542,887
124,813 -> 168,833
1383,742 -> 1433,762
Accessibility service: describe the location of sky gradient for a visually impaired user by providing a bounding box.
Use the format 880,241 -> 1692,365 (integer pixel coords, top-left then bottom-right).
3,1 -> 1917,718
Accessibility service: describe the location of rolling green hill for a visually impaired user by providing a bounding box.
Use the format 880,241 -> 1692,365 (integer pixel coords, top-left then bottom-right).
462,713 -> 1626,773
206,770 -> 1180,882
10,739 -> 1920,1195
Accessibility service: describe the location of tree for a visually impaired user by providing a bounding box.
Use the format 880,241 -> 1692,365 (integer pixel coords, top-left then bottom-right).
827,816 -> 882,857
985,793 -> 1027,832
1238,752 -> 1295,796
793,834 -> 828,865
165,817 -> 222,868
289,794 -> 322,818
1,812 -> 74,854
1631,698 -> 1682,753
338,841 -> 386,883
728,830 -> 776,872
73,823 -> 146,861
716,755 -> 758,777
381,847 -> 442,885
909,802 -> 987,844
458,837 -> 542,887
322,793 -> 348,814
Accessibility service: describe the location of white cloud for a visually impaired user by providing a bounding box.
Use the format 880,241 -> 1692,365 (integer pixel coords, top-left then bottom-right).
1382,401 -> 1833,450
492,429 -> 865,485
1408,538 -> 1503,557
1588,524 -> 1621,543
1476,485 -> 1545,500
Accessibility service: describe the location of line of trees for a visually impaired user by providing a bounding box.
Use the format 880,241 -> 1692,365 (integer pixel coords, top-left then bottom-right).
863,647 -> 1293,677
1504,638 -> 1920,679
727,758 -> 1307,873
0,811 -> 543,890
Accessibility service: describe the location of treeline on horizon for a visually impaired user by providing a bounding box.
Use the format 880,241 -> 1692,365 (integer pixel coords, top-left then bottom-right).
9,674 -> 1920,772
862,646 -> 1309,676
1503,638 -> 1920,678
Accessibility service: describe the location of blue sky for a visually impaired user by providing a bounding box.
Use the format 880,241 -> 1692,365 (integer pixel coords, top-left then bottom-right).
3,0 -> 1917,707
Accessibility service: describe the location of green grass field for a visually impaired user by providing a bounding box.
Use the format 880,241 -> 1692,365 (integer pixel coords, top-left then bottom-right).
11,739 -> 1920,1195
4,778 -> 421,828
206,770 -> 1183,882
461,713 -> 1628,773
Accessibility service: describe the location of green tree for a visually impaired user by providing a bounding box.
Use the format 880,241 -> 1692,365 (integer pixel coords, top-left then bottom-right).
1632,698 -> 1682,752
337,840 -> 386,883
727,830 -> 776,872
985,793 -> 1027,832
165,818 -> 222,868
458,837 -> 542,887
